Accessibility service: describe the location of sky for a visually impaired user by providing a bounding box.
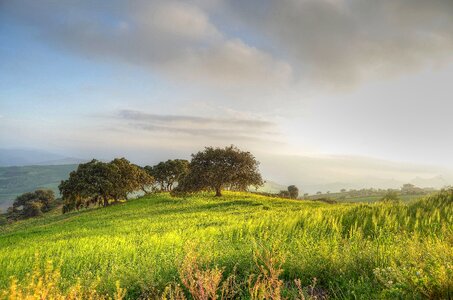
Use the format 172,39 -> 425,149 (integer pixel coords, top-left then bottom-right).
1,0 -> 453,191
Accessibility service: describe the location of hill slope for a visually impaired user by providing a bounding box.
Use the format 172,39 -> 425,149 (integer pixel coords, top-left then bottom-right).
0,192 -> 452,299
0,164 -> 77,210
0,148 -> 79,167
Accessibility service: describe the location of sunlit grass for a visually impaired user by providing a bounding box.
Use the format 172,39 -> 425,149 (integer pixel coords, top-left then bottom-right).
0,191 -> 452,299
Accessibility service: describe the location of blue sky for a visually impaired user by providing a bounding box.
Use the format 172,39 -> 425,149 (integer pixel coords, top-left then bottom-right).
1,0 -> 453,191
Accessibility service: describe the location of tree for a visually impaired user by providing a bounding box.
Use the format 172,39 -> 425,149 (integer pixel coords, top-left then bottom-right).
146,162 -> 166,191
60,158 -> 154,213
175,146 -> 263,197
7,189 -> 55,220
165,159 -> 189,191
60,159 -> 118,211
110,158 -> 147,201
146,159 -> 189,191
401,183 -> 422,195
23,201 -> 43,218
287,185 -> 299,199
279,190 -> 290,198
136,166 -> 155,194
381,191 -> 400,203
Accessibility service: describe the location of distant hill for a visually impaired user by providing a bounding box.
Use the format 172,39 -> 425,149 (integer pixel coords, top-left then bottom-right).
0,164 -> 77,210
256,180 -> 287,194
0,148 -> 82,167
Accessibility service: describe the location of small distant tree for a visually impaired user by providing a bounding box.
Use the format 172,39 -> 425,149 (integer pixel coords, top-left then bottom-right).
340,189 -> 347,193
279,190 -> 290,198
13,189 -> 55,213
287,185 -> 299,199
316,191 -> 322,195
381,191 -> 400,203
7,189 -> 55,220
175,145 -> 263,197
401,183 -> 423,195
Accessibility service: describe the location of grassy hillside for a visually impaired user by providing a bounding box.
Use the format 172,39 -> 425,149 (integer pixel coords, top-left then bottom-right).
0,191 -> 452,299
0,164 -> 77,210
333,194 -> 425,203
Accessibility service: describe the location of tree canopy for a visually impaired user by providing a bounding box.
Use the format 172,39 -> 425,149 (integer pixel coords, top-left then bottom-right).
174,145 -> 263,197
59,158 -> 154,213
380,191 -> 400,203
287,185 -> 299,199
145,159 -> 189,191
7,189 -> 55,220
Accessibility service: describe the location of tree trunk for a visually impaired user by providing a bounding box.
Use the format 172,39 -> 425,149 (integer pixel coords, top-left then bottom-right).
215,187 -> 222,197
103,196 -> 109,207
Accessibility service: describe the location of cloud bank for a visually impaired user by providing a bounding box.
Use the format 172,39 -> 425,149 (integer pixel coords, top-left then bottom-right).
226,0 -> 453,87
5,0 -> 453,89
116,109 -> 278,141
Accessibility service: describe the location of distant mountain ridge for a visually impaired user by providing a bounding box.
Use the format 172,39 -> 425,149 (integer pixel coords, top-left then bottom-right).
0,148 -> 83,167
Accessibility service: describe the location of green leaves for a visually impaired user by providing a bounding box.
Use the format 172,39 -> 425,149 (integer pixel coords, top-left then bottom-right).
59,159 -> 154,212
8,189 -> 55,220
145,159 -> 189,191
175,145 -> 263,197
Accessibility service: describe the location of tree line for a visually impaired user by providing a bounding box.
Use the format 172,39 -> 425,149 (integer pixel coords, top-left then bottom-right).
1,146 -> 303,222
57,145 -> 263,213
59,158 -> 154,212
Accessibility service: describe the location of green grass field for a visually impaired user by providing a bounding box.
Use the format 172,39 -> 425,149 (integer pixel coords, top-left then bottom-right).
0,191 -> 452,299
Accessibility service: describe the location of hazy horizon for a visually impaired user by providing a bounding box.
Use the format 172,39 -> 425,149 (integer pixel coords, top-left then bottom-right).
2,0 -> 453,190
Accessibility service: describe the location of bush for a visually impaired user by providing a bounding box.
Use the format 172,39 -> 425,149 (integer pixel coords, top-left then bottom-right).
380,191 -> 400,203
7,189 -> 55,221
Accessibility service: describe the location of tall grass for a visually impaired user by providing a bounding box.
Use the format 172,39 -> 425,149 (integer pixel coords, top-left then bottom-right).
0,190 -> 452,299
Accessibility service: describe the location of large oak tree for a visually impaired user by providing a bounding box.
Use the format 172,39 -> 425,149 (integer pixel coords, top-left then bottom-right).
175,146 -> 263,196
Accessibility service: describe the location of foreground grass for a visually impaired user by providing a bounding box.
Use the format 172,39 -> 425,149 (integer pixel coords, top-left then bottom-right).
0,191 -> 452,299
